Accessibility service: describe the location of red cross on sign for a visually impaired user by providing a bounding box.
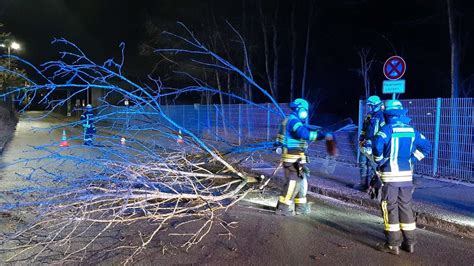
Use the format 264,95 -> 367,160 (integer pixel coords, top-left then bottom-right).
383,56 -> 406,80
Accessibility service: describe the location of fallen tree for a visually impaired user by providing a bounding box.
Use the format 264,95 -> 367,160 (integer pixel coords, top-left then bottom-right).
0,23 -> 282,264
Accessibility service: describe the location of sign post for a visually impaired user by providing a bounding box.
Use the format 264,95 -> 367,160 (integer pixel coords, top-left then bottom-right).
383,56 -> 406,99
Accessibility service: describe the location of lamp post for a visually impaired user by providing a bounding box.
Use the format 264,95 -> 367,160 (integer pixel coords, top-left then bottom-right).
1,41 -> 21,108
1,41 -> 21,69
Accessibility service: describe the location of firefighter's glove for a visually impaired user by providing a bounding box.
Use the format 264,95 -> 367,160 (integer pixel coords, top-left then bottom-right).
325,133 -> 338,156
368,186 -> 376,199
302,165 -> 310,177
360,140 -> 372,156
368,174 -> 382,199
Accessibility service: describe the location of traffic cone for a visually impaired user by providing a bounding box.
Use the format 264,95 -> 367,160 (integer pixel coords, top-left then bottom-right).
59,130 -> 69,147
177,129 -> 184,144
120,137 -> 126,146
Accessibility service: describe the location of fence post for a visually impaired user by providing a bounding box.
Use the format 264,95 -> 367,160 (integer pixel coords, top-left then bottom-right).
207,104 -> 211,137
215,105 -> 219,141
238,104 -> 242,145
182,105 -> 186,129
266,103 -> 271,141
197,104 -> 200,135
356,99 -> 363,164
433,98 -> 441,176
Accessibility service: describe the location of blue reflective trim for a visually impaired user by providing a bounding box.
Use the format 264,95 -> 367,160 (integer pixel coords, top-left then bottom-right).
292,122 -> 303,132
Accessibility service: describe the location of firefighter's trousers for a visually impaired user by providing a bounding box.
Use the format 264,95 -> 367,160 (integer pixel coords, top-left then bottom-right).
380,184 -> 416,247
277,162 -> 309,213
359,152 -> 375,188
83,126 -> 96,145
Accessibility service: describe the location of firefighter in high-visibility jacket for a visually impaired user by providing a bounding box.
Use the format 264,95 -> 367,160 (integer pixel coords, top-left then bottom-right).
274,98 -> 333,216
80,104 -> 96,146
358,95 -> 385,192
372,100 -> 431,255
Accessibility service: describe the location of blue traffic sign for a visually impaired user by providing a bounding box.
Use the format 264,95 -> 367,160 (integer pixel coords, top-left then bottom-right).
383,56 -> 406,80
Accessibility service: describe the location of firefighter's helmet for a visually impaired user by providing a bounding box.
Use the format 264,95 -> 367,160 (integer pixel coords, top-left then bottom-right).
384,100 -> 407,116
289,98 -> 309,120
367,95 -> 382,113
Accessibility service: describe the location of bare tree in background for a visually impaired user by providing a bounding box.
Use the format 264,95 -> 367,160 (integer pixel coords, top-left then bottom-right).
447,0 -> 461,169
447,0 -> 460,98
357,48 -> 375,99
271,1 -> 280,101
289,2 -> 297,101
258,0 -> 275,99
301,0 -> 314,99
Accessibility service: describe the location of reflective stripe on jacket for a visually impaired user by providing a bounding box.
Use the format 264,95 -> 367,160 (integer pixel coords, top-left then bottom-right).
359,110 -> 385,141
276,113 -> 320,163
80,111 -> 95,127
372,118 -> 431,186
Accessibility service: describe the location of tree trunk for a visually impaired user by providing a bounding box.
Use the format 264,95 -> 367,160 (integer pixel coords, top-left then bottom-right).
215,70 -> 228,136
271,1 -> 279,101
447,0 -> 460,98
447,0 -> 460,169
259,0 -> 274,98
301,1 -> 313,99
358,48 -> 373,99
242,0 -> 250,101
290,2 -> 297,102
227,72 -> 232,104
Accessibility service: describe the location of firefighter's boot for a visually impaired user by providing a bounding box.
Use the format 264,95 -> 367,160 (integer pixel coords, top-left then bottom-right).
295,203 -> 310,215
376,242 -> 400,255
275,202 -> 294,216
402,243 -> 415,253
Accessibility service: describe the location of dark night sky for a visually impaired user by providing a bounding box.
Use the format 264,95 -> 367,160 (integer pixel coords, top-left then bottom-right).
1,0 -> 473,117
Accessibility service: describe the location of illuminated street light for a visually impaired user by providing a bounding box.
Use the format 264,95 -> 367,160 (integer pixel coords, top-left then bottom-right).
1,40 -> 22,108
10,41 -> 21,51
0,40 -> 22,69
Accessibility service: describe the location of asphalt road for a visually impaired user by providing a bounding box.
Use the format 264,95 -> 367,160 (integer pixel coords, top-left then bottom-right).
0,111 -> 63,190
88,190 -> 474,265
1,112 -> 473,265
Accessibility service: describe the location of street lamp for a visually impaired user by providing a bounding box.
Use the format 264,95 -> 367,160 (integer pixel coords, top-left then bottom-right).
1,41 -> 21,69
1,40 -> 21,108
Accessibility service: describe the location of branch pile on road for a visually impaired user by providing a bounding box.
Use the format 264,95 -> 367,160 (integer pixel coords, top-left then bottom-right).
1,151 -> 252,263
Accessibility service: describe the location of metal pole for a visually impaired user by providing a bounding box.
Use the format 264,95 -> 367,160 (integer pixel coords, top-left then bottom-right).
197,104 -> 200,135
266,103 -> 271,141
7,46 -> 11,69
7,46 -> 14,110
238,104 -> 242,145
356,99 -> 364,164
207,104 -> 210,137
67,89 -> 71,116
433,98 -> 441,176
126,105 -> 129,129
182,104 -> 185,129
215,105 -> 219,141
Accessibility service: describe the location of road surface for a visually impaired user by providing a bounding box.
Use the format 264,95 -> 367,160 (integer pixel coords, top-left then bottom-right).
0,112 -> 472,265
